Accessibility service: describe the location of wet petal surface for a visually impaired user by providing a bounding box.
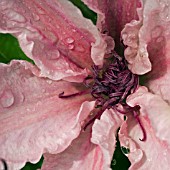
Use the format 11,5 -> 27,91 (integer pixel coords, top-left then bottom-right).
41,109 -> 123,170
119,86 -> 170,169
0,0 -> 106,81
0,61 -> 94,170
122,0 -> 170,78
82,0 -> 141,48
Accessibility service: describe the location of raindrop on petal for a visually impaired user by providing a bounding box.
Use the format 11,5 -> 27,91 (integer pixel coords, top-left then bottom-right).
68,44 -> 74,50
66,37 -> 74,44
46,80 -> 52,84
0,90 -> 14,108
48,50 -> 60,60
37,7 -> 45,15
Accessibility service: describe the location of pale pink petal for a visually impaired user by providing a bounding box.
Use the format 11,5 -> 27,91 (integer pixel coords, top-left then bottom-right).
119,116 -> 170,170
91,109 -> 124,170
82,0 -> 141,47
42,109 -> 123,170
0,60 -> 95,170
0,0 -> 106,81
122,0 -> 170,77
127,86 -> 170,147
118,86 -> 170,169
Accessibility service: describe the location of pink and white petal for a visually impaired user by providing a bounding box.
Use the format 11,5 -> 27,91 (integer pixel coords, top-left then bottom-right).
82,0 -> 141,46
42,109 -> 123,170
127,86 -> 170,147
0,60 -> 94,170
119,116 -> 170,170
0,0 -> 106,81
122,0 -> 170,78
118,86 -> 170,169
91,109 -> 124,170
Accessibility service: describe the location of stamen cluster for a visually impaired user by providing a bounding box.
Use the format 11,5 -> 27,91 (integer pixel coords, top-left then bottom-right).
91,52 -> 138,110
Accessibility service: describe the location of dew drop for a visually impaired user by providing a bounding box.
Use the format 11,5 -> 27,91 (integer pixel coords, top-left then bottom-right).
66,37 -> 74,44
46,80 -> 52,84
5,10 -> 26,22
156,36 -> 164,43
37,7 -> 45,15
0,90 -> 14,108
48,50 -> 60,60
68,44 -> 74,50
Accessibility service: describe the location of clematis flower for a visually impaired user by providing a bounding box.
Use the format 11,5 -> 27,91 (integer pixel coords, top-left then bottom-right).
1,0 -> 170,170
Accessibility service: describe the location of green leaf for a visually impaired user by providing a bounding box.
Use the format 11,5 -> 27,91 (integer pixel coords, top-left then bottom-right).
111,130 -> 131,170
21,157 -> 44,170
0,33 -> 33,64
69,0 -> 97,24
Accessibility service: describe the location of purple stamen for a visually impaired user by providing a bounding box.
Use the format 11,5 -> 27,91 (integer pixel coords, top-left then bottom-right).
59,90 -> 88,98
132,106 -> 146,141
59,50 -> 146,141
91,52 -> 138,109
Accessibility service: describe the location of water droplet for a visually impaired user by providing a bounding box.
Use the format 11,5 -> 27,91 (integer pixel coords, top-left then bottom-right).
147,159 -> 151,162
37,7 -> 45,15
125,140 -> 129,146
5,10 -> 26,22
66,37 -> 74,44
68,44 -> 74,50
46,80 -> 52,84
159,3 -> 170,21
156,36 -> 164,43
48,50 -> 60,60
0,90 -> 14,108
32,13 -> 40,21
163,150 -> 167,156
72,29 -> 76,32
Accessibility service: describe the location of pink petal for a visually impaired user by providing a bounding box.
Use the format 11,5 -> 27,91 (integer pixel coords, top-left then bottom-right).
91,109 -> 124,169
122,0 -> 170,77
82,0 -> 141,46
0,60 -> 95,169
119,86 -> 170,169
0,0 -> 106,81
42,109 -> 123,170
119,117 -> 170,170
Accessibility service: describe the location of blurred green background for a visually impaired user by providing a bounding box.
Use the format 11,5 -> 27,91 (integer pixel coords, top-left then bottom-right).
0,0 -> 130,169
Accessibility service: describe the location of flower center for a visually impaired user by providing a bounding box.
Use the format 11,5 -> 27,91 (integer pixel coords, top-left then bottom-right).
59,51 -> 146,141
91,51 -> 138,110
85,51 -> 146,141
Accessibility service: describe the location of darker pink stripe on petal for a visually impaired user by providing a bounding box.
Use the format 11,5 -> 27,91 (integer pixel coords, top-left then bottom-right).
0,0 -> 106,81
82,0 -> 141,46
